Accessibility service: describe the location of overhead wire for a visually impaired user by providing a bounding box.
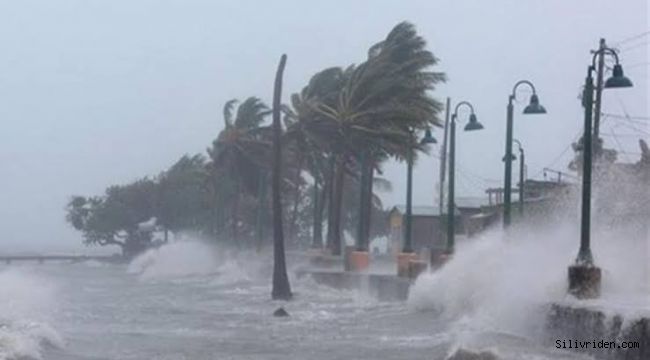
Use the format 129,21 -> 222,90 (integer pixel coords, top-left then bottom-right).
619,41 -> 650,53
611,30 -> 650,47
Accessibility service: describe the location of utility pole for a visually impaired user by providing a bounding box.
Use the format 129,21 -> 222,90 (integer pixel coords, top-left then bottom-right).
592,38 -> 606,148
433,97 -> 450,266
439,97 -> 451,216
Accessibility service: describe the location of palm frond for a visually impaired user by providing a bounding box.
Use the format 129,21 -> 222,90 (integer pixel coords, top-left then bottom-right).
223,99 -> 238,128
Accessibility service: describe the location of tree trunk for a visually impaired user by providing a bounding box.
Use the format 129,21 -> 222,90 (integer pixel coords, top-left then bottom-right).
255,171 -> 267,253
312,181 -> 323,248
271,54 -> 292,301
231,183 -> 240,248
356,153 -> 368,251
213,186 -> 223,241
358,157 -> 374,251
325,155 -> 336,251
331,155 -> 345,256
288,153 -> 304,245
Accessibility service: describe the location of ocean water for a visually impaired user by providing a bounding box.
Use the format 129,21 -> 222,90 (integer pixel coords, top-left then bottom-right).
0,239 -> 623,360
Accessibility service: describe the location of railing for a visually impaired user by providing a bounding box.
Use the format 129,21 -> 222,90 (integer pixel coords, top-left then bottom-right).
0,255 -> 123,264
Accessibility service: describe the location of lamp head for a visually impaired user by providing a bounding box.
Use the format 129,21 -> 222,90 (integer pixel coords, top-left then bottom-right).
523,94 -> 547,114
420,128 -> 437,145
463,113 -> 484,131
604,64 -> 633,88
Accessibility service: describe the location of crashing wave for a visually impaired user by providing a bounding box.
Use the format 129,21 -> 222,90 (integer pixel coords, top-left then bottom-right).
0,269 -> 62,360
128,240 -> 252,285
0,321 -> 64,360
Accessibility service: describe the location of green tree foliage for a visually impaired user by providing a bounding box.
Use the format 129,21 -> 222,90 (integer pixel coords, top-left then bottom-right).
283,21 -> 446,254
157,154 -> 211,235
65,22 -> 445,258
66,178 -> 157,258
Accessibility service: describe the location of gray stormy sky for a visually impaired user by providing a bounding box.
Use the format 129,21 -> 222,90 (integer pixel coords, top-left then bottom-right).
0,0 -> 647,252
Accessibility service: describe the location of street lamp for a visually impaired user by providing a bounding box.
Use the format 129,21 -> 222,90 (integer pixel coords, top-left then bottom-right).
446,101 -> 484,255
503,81 -> 546,227
569,42 -> 633,299
398,129 -> 436,277
403,130 -> 437,253
513,139 -> 525,218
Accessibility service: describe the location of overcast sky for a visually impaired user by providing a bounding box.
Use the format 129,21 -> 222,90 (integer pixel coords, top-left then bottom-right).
0,0 -> 647,252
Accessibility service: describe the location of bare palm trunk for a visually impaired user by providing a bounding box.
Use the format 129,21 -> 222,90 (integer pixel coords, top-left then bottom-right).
362,163 -> 374,250
312,181 -> 324,248
211,187 -> 220,241
231,184 -> 240,248
288,153 -> 304,245
271,54 -> 292,301
255,172 -> 267,253
331,155 -> 345,256
325,155 -> 336,251
357,155 -> 374,251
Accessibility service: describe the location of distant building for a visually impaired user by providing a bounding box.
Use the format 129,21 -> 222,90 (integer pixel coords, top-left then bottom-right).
388,197 -> 494,255
386,178 -> 583,256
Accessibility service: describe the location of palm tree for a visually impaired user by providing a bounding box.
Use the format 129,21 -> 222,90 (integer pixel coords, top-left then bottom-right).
283,67 -> 346,250
271,54 -> 292,300
287,22 -> 446,255
207,97 -> 272,244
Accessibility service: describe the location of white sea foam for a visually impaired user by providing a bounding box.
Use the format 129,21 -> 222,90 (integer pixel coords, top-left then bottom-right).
128,241 -> 220,280
408,219 -> 649,339
209,259 -> 251,286
128,240 -> 255,285
0,268 -> 63,360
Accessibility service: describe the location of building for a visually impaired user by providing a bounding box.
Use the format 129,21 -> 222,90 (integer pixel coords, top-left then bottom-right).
388,198 -> 493,255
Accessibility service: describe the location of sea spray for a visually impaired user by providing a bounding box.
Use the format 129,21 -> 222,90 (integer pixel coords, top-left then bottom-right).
409,223 -> 580,338
0,268 -> 63,360
408,216 -> 650,350
127,240 -> 265,285
128,241 -> 221,279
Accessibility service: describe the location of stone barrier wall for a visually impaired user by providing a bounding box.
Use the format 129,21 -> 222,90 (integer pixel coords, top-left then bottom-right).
545,303 -> 649,360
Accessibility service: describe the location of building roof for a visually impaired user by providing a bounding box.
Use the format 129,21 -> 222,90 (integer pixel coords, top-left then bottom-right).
455,196 -> 492,209
391,205 -> 460,217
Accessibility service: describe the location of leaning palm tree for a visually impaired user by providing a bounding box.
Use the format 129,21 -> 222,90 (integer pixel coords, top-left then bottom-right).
288,22 -> 446,255
283,67 -> 347,250
207,97 -> 272,244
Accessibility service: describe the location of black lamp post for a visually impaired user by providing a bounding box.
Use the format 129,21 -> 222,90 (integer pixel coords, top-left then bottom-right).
403,130 -> 437,254
503,81 -> 546,228
446,102 -> 484,255
569,44 -> 633,299
513,139 -> 525,218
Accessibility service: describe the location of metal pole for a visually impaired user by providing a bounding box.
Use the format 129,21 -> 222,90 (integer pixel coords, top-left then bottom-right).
446,117 -> 456,254
593,38 -> 606,143
578,67 -> 595,265
403,148 -> 414,253
439,97 -> 451,216
519,147 -> 525,217
503,97 -> 514,227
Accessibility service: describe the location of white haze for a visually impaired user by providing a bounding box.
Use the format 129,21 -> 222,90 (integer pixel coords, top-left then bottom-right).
0,0 -> 646,252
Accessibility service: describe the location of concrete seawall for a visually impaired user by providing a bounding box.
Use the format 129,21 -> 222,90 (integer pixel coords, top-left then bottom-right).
545,303 -> 650,360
